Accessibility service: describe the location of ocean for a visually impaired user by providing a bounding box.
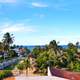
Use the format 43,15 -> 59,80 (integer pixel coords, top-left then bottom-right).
23,45 -> 68,51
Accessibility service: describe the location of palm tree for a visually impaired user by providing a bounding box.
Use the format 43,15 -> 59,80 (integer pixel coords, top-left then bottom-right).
2,32 -> 14,51
2,32 -> 14,61
49,40 -> 61,56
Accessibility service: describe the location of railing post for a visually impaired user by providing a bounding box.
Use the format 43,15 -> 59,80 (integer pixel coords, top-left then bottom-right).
47,66 -> 52,76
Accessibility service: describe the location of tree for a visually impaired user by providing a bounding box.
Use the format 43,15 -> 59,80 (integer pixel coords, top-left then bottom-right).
2,32 -> 14,51
66,43 -> 77,70
10,44 -> 17,49
32,46 -> 41,58
8,50 -> 18,58
49,40 -> 61,56
36,48 -> 59,74
36,51 -> 48,74
0,42 -> 4,51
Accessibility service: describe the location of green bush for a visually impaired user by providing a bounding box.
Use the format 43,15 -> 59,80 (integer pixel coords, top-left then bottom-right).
67,61 -> 80,72
73,61 -> 80,72
0,56 -> 4,62
0,71 -> 4,79
0,70 -> 12,79
17,64 -> 24,70
8,50 -> 18,58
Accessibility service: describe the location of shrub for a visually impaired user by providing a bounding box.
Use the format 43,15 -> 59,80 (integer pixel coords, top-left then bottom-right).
17,64 -> 24,70
73,61 -> 80,72
0,70 -> 12,79
8,50 -> 18,58
0,56 -> 4,63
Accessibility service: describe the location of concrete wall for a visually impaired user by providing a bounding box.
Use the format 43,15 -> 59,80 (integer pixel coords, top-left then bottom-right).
50,68 -> 80,80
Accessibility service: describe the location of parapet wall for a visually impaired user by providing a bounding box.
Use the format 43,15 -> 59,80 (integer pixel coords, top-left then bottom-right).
50,68 -> 80,80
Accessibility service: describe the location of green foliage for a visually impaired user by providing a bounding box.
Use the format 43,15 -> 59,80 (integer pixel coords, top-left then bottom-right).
3,32 -> 13,46
58,55 -> 68,68
0,70 -> 12,79
32,46 -> 41,58
67,43 -> 77,60
36,49 -> 59,73
23,58 -> 30,69
17,63 -> 24,70
64,43 -> 78,71
59,43 -> 80,72
2,32 -> 14,52
34,40 -> 61,74
17,58 -> 30,70
10,44 -> 17,49
33,40 -> 80,73
36,51 -> 47,70
0,56 -> 4,62
67,61 -> 80,72
0,42 -> 4,51
73,61 -> 80,72
35,40 -> 61,73
8,50 -> 18,58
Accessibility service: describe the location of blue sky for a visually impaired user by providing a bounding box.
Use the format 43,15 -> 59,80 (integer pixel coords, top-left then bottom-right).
0,0 -> 80,45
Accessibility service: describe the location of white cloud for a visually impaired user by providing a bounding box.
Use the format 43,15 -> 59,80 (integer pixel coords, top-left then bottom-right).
31,2 -> 48,8
34,14 -> 45,19
0,0 -> 16,3
0,23 -> 36,34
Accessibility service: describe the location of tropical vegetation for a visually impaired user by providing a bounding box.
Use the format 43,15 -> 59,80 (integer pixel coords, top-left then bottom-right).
17,58 -> 30,75
32,40 -> 80,74
0,70 -> 12,79
0,32 -> 30,62
0,32 -> 80,77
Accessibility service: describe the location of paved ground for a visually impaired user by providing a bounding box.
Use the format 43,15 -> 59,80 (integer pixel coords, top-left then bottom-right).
3,77 -> 15,80
15,76 -> 68,80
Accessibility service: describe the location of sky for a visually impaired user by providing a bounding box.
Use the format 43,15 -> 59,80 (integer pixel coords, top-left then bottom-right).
0,0 -> 80,45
